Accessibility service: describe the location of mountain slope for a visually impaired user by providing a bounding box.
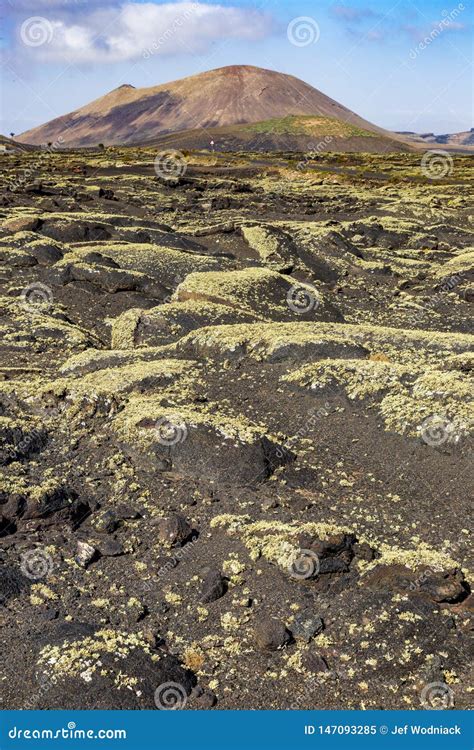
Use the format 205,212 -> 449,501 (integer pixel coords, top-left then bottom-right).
18,65 -> 398,148
144,115 -> 410,153
0,135 -> 37,152
436,129 -> 474,147
397,128 -> 474,151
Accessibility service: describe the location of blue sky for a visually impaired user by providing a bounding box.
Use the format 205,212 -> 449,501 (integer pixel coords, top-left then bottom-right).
1,0 -> 472,136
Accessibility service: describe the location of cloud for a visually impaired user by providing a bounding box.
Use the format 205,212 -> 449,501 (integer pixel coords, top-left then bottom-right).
442,21 -> 466,31
330,4 -> 377,23
330,3 -> 383,40
331,3 -> 468,45
365,29 -> 384,40
402,17 -> 467,43
13,2 -> 274,63
346,27 -> 385,43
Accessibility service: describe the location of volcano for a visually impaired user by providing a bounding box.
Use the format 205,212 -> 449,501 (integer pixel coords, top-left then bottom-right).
18,65 -> 403,149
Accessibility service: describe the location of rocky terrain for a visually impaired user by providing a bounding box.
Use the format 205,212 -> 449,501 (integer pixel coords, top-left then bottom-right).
0,145 -> 472,711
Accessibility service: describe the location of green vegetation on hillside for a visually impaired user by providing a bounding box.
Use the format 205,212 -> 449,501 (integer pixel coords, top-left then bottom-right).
244,115 -> 378,138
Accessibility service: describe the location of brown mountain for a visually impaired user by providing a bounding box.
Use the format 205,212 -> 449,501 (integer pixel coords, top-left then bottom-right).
398,128 -> 474,151
18,65 -> 401,148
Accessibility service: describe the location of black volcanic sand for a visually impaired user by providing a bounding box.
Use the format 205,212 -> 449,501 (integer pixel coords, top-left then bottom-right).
0,147 -> 472,711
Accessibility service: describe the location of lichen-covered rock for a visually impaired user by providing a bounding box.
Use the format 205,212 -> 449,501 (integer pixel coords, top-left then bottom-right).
111,300 -> 258,349
240,224 -> 295,272
177,321 -> 369,363
28,625 -> 197,709
115,399 -> 295,484
3,216 -> 41,233
173,268 -> 342,322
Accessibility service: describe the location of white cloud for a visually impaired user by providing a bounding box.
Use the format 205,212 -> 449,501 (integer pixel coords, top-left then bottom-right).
15,2 -> 274,63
